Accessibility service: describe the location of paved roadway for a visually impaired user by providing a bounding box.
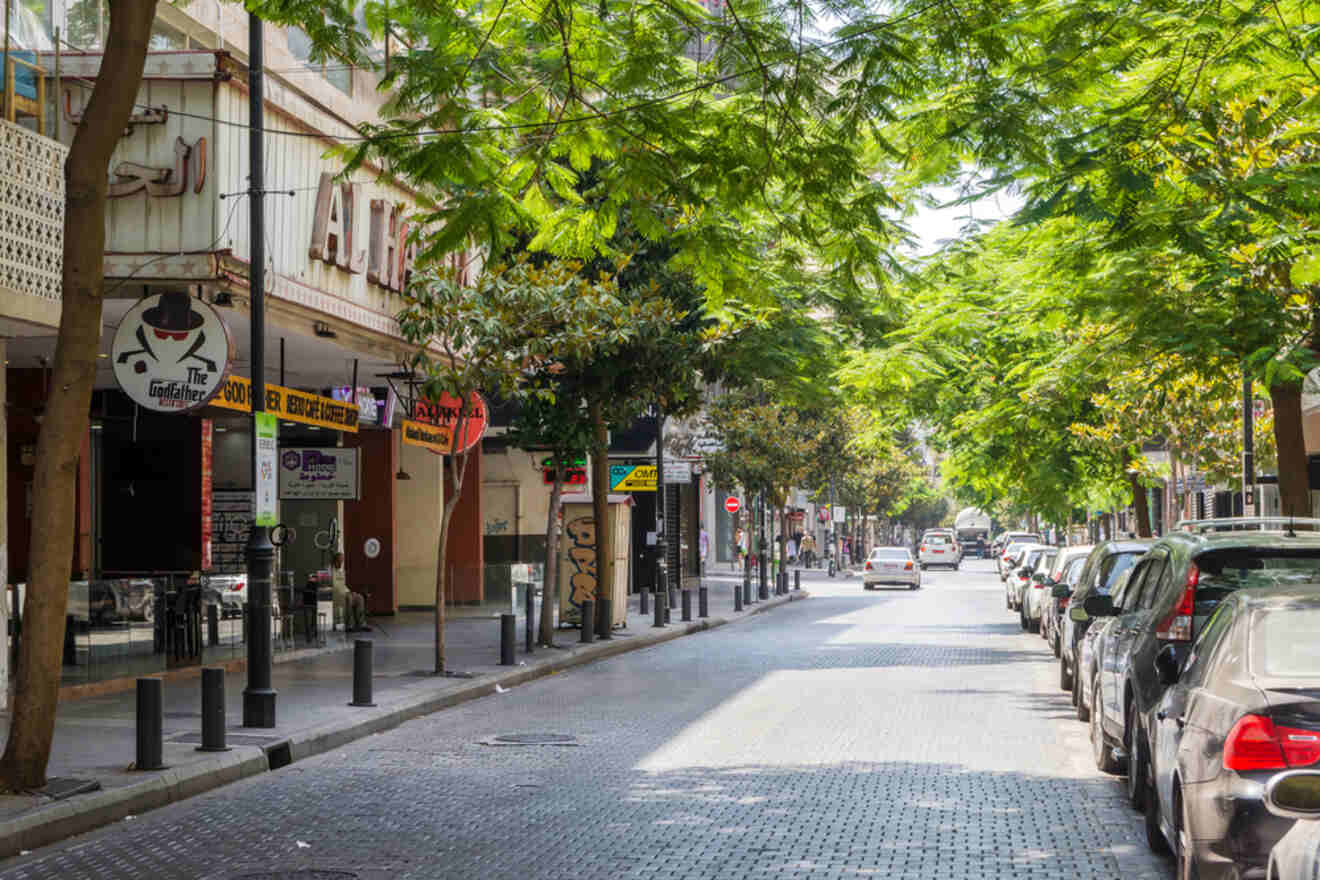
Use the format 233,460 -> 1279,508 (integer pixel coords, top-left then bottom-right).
0,560 -> 1172,880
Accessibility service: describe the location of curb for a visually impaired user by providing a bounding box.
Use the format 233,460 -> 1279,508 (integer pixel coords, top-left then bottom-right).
0,590 -> 808,858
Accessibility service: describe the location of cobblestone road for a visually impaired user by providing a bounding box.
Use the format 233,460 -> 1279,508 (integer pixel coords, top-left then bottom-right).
0,561 -> 1172,880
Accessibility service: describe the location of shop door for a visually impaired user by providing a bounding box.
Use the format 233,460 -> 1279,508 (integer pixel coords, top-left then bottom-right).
281,500 -> 339,591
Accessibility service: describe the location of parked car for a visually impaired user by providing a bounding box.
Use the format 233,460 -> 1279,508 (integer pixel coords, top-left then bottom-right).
918,534 -> 960,570
1060,540 -> 1151,705
863,547 -> 921,590
1041,545 -> 1093,654
922,529 -> 963,564
997,533 -> 1042,578
1019,546 -> 1059,633
1007,545 -> 1049,618
1002,545 -> 1032,608
1264,770 -> 1320,880
204,574 -> 248,619
1144,588 -> 1320,880
1088,527 -> 1320,821
1077,566 -> 1138,724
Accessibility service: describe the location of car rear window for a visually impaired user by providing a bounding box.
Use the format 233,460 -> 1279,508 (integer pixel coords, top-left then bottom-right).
872,549 -> 909,560
1254,608 -> 1320,677
1098,551 -> 1141,593
927,536 -> 951,545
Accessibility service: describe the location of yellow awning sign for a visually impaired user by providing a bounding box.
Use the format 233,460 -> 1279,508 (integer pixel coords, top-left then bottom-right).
610,464 -> 656,492
400,418 -> 453,453
210,376 -> 360,432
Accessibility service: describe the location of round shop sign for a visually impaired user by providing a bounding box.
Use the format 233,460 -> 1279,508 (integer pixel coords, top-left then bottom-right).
412,391 -> 489,455
364,537 -> 381,559
111,292 -> 233,412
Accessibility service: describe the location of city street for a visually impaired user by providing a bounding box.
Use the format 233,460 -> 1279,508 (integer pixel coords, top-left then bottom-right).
0,561 -> 1172,880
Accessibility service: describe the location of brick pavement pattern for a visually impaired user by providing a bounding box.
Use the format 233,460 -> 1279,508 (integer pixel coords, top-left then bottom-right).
0,562 -> 1172,880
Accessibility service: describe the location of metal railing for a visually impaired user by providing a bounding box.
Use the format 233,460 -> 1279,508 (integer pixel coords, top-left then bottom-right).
1174,517 -> 1320,534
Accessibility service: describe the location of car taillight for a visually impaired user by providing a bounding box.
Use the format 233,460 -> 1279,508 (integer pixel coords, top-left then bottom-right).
1223,714 -> 1320,771
865,561 -> 873,571
920,545 -> 926,553
230,582 -> 245,592
1156,564 -> 1197,642
904,561 -> 913,570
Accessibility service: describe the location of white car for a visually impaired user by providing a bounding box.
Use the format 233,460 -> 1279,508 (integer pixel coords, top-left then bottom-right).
1265,770 -> 1320,880
918,534 -> 959,570
863,547 -> 921,590
1007,544 -> 1050,613
1020,546 -> 1057,632
996,533 -> 1042,578
921,529 -> 962,564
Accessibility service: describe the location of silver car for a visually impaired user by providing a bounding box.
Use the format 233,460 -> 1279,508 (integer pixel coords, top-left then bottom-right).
863,547 -> 921,590
1265,770 -> 1320,880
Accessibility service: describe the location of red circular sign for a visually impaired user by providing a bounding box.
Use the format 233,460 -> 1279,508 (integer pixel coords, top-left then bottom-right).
412,391 -> 489,455
725,497 -> 741,514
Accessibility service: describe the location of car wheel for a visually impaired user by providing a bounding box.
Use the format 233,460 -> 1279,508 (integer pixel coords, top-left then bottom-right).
1028,612 -> 1040,634
1127,701 -> 1146,811
1059,658 -> 1072,692
1074,665 -> 1089,721
1092,679 -> 1120,773
1006,592 -> 1012,610
1051,628 -> 1061,658
1175,786 -> 1198,880
1145,764 -> 1169,854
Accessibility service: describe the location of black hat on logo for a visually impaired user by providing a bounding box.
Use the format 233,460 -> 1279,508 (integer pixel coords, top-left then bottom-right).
141,292 -> 204,332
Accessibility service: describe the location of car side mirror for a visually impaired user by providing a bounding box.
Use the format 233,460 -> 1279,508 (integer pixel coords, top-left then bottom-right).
1018,566 -> 1032,577
1052,584 -> 1071,599
1082,594 -> 1115,617
1265,770 -> 1320,820
1068,605 -> 1089,622
1154,644 -> 1181,686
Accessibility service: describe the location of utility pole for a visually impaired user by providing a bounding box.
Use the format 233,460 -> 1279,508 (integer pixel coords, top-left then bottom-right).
653,410 -> 666,615
243,13 -> 277,727
1242,369 -> 1254,516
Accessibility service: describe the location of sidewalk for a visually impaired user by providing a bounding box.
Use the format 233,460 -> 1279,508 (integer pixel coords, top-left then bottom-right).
0,582 -> 807,857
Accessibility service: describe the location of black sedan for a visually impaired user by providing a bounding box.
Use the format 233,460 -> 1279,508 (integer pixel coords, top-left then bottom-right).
1145,587 -> 1320,880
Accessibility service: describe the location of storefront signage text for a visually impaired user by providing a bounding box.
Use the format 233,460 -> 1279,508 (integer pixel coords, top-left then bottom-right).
210,376 -> 359,432
111,292 -> 233,413
401,418 -> 452,453
609,464 -> 656,492
409,392 -> 488,454
255,413 -> 279,527
279,448 -> 360,500
109,136 -> 207,198
309,173 -> 417,293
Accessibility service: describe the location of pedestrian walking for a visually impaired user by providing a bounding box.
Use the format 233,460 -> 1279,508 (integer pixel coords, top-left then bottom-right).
786,535 -> 797,566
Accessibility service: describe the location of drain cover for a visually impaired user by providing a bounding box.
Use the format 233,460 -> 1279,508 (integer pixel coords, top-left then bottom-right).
30,777 -> 101,800
484,733 -> 579,746
229,872 -> 357,880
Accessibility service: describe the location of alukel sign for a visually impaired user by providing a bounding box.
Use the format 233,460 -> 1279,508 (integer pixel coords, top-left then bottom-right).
111,292 -> 233,412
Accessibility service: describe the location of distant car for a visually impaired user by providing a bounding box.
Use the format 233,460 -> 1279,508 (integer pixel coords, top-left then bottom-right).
1145,588 -> 1320,879
1002,545 -> 1030,608
863,547 -> 921,590
1089,526 -> 1320,822
204,574 -> 248,619
922,529 -> 963,564
1007,544 -> 1049,617
1041,548 -> 1092,658
918,535 -> 960,570
1059,540 -> 1151,708
1264,770 -> 1320,880
996,533 -> 1042,578
1019,546 -> 1058,633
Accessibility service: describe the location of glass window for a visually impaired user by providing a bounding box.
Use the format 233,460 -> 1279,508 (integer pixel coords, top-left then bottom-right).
1097,551 -> 1141,594
1182,600 -> 1236,685
1254,607 -> 1320,678
149,18 -> 188,50
1137,558 -> 1168,611
286,25 -> 352,96
872,549 -> 910,560
1064,557 -> 1087,587
1194,549 -> 1320,595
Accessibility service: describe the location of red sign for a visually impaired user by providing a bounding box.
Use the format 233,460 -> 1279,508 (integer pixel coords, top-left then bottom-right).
725,496 -> 741,514
411,391 -> 489,454
200,418 -> 213,570
544,468 -> 588,486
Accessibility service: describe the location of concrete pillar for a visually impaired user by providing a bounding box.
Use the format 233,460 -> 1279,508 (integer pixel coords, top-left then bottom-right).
1,340 -> 8,710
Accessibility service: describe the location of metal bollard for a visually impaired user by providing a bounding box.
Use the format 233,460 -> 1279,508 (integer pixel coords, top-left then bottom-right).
597,598 -> 613,640
698,586 -> 708,618
759,572 -> 770,601
207,604 -> 220,647
681,589 -> 692,622
664,602 -> 671,624
349,639 -> 376,707
668,586 -> 679,611
198,667 -> 229,752
579,600 -> 595,643
744,570 -> 754,605
653,589 -> 665,627
795,569 -> 801,592
734,579 -> 743,611
135,678 -> 165,770
500,613 -> 516,665
640,587 -> 649,616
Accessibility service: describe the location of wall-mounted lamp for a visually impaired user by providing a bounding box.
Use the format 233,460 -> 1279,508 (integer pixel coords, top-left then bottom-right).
313,321 -> 337,339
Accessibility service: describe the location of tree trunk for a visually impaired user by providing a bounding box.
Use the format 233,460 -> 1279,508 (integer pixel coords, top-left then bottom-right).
434,453 -> 467,674
589,401 -> 614,633
1271,381 -> 1310,518
1129,471 -> 1152,538
539,469 -> 562,646
0,0 -> 158,793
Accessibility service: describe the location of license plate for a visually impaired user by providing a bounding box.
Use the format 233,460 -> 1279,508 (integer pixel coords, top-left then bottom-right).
933,549 -> 944,554
882,563 -> 900,571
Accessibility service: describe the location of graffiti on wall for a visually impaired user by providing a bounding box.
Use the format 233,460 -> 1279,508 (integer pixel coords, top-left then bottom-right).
566,517 -> 596,608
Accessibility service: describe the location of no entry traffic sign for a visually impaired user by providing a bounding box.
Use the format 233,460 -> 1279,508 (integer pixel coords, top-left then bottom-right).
725,497 -> 741,514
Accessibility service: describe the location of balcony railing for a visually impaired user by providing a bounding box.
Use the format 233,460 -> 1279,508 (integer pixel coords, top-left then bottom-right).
0,116 -> 64,307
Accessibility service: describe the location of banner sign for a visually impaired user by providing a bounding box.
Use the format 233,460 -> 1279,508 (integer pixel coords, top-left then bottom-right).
610,464 -> 657,491
210,376 -> 359,432
254,413 -> 279,526
201,419 -> 213,570
401,418 -> 452,453
279,447 -> 360,500
111,292 -> 233,412
662,460 -> 692,484
410,392 -> 488,454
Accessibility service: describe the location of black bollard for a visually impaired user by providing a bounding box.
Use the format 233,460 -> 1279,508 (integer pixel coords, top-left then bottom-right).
207,604 -> 220,648
664,601 -> 671,623
640,587 -> 649,616
795,569 -> 801,592
744,570 -> 753,605
198,667 -> 229,752
349,639 -> 376,707
500,613 -> 516,665
681,589 -> 692,621
734,579 -> 743,611
598,598 -> 613,640
668,586 -> 679,611
698,586 -> 708,618
135,678 -> 164,771
759,572 -> 770,601
579,600 -> 595,643
653,589 -> 666,628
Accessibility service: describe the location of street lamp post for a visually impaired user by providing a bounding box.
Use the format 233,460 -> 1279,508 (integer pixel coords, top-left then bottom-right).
242,13 -> 277,728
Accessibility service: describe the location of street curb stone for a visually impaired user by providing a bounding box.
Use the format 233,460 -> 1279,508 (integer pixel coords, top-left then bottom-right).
0,590 -> 807,858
